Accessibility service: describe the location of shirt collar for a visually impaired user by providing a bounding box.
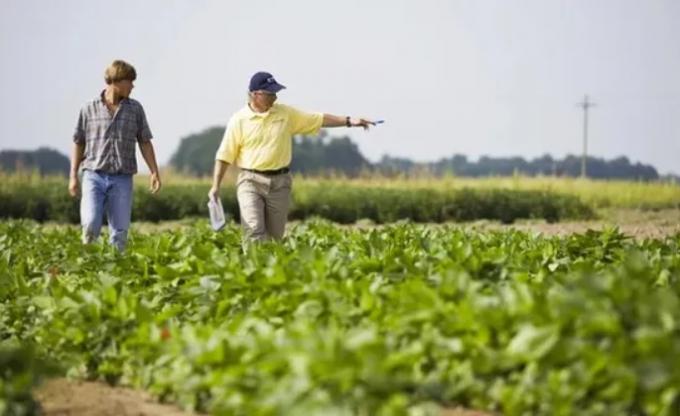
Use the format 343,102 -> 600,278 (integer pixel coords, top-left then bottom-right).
99,90 -> 128,106
245,102 -> 278,120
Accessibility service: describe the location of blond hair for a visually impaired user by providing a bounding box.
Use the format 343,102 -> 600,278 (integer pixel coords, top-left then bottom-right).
104,60 -> 137,84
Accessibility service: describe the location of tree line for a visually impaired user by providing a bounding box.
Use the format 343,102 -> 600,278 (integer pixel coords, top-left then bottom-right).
168,127 -> 662,180
0,129 -> 668,180
0,148 -> 70,176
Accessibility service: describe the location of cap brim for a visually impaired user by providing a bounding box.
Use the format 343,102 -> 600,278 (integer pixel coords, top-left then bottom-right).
263,83 -> 286,93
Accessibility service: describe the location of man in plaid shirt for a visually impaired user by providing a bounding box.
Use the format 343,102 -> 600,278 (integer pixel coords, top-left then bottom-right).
69,60 -> 161,251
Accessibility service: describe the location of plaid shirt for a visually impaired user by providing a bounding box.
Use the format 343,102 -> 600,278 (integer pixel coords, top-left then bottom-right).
73,91 -> 153,174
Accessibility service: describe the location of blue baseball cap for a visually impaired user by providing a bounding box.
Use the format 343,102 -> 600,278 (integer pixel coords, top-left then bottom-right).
249,71 -> 286,93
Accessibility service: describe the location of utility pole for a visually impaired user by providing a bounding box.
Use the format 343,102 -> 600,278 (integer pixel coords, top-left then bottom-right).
577,95 -> 595,178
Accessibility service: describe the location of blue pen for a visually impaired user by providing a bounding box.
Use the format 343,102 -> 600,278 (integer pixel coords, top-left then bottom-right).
372,120 -> 385,125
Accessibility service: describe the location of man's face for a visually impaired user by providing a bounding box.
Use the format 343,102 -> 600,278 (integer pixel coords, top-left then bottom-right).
113,79 -> 134,98
251,90 -> 277,111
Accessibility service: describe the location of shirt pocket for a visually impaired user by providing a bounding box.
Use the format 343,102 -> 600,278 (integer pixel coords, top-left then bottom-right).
116,111 -> 139,142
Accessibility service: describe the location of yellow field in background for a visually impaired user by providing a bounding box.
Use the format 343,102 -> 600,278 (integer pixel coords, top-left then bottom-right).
3,171 -> 679,209
156,171 -> 680,209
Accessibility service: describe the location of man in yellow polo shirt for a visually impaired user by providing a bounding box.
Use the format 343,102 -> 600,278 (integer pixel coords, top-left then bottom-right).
209,71 -> 375,241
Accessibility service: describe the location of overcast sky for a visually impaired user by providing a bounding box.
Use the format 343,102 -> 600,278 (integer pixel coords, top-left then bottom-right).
1,0 -> 678,174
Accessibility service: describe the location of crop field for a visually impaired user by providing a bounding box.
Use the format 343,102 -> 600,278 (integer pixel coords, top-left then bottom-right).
2,173 -> 679,226
2,214 -> 680,415
1,174 -> 680,415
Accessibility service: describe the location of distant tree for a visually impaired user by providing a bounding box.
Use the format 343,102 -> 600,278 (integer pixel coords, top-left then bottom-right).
291,133 -> 370,176
532,154 -> 556,176
291,132 -> 327,174
376,155 -> 416,177
0,147 -> 69,176
168,126 -> 224,176
308,135 -> 369,176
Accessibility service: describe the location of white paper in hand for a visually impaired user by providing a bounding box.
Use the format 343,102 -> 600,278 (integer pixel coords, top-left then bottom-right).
207,196 -> 226,231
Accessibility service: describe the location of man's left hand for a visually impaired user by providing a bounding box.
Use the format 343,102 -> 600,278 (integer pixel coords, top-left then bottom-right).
150,172 -> 162,194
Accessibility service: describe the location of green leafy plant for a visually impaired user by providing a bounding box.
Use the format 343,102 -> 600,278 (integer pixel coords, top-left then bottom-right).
1,220 -> 679,415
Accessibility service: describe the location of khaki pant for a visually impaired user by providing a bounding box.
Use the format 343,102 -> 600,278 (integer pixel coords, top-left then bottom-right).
236,170 -> 292,241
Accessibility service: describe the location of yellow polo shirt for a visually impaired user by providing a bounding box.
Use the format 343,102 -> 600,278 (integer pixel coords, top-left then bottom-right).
215,103 -> 323,170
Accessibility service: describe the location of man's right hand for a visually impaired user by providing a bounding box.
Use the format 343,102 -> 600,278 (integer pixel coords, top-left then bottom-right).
208,185 -> 219,201
68,176 -> 79,197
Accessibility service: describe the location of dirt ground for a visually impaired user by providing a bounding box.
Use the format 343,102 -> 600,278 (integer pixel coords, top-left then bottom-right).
129,208 -> 680,240
34,378 -> 490,416
34,378 -> 195,416
479,208 -> 680,239
343,208 -> 680,240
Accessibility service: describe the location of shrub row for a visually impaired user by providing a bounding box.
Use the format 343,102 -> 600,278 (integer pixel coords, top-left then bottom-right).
0,181 -> 594,224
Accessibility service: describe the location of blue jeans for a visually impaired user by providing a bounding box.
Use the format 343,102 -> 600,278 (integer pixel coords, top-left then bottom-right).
80,170 -> 133,251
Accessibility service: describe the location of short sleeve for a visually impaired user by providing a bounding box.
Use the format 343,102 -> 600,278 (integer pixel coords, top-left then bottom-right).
288,106 -> 323,136
137,105 -> 153,143
215,117 -> 240,164
73,109 -> 86,144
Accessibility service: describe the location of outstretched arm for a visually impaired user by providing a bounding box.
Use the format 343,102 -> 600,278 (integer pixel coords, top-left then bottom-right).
322,114 -> 375,130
